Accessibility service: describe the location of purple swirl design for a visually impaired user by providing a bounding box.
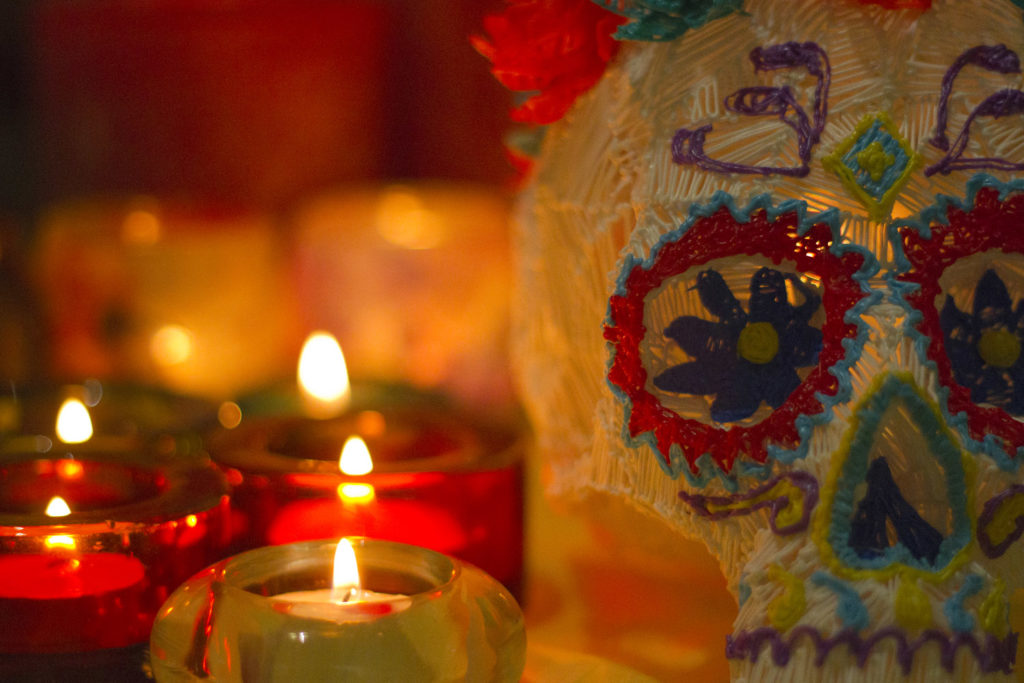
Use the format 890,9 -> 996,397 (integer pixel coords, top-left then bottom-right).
678,470 -> 818,535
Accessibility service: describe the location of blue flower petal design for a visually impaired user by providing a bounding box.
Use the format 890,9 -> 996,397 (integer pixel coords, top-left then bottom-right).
654,266 -> 823,423
940,269 -> 1024,415
695,269 -> 746,325
974,269 -> 1015,328
664,316 -> 734,358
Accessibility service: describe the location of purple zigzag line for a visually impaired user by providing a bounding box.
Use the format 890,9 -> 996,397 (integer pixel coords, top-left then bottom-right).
978,484 -> 1024,558
678,471 -> 818,535
726,626 -> 1017,675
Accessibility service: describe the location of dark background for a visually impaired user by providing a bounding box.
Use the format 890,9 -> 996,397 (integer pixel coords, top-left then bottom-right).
0,0 -> 511,227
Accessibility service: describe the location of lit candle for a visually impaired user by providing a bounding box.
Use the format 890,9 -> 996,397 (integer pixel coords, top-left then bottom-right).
150,538 -> 527,682
0,450 -> 231,654
55,399 -> 93,444
270,538 -> 410,621
0,380 -> 215,454
264,437 -> 466,550
214,337 -> 525,595
297,331 -> 352,419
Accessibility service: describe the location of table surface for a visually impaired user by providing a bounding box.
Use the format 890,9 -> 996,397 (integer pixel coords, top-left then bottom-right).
521,459 -> 735,682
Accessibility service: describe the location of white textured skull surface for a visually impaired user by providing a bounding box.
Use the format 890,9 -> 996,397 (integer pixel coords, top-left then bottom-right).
509,0 -> 1024,679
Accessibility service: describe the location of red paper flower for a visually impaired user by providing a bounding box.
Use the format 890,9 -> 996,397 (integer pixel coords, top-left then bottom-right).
472,0 -> 626,125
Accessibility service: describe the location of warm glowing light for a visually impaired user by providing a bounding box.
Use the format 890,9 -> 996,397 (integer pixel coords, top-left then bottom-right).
217,401 -> 243,429
55,398 -> 93,443
45,496 -> 71,518
297,332 -> 351,418
122,209 -> 162,245
57,459 -> 84,480
375,188 -> 447,250
151,324 -> 194,367
331,538 -> 361,602
185,515 -> 198,528
339,436 -> 373,476
338,482 -> 376,503
45,535 -> 76,550
354,410 -> 386,437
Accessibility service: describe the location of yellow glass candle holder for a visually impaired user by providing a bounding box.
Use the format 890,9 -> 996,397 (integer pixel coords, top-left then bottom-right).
150,538 -> 526,682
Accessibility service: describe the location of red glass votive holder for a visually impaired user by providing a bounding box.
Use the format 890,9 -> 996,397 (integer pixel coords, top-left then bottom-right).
0,448 -> 231,662
208,386 -> 524,596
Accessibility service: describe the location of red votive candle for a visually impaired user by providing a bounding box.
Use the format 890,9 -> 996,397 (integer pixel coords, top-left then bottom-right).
0,449 -> 231,657
209,384 -> 524,596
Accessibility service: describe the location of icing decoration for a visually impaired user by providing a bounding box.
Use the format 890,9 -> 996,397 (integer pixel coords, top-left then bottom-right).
477,4 -> 1024,129
894,576 -> 933,631
979,579 -> 1009,638
725,626 -> 1017,674
926,45 -> 1024,177
977,484 -> 1024,558
810,572 -> 870,631
471,0 -> 626,124
848,458 -> 943,565
822,113 -> 921,221
653,267 -> 823,423
767,564 -> 807,632
814,372 -> 973,581
593,0 -> 743,42
893,176 -> 1024,468
678,471 -> 819,535
672,42 -> 830,178
944,574 -> 984,633
605,193 -> 873,475
941,270 -> 1024,416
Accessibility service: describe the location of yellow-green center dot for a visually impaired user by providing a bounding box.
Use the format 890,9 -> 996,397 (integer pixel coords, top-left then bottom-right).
978,328 -> 1021,368
737,321 -> 779,365
856,141 -> 894,183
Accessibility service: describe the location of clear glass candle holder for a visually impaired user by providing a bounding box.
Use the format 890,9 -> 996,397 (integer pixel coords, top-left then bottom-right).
150,538 -> 526,682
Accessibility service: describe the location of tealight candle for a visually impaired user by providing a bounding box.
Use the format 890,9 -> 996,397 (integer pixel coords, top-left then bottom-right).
269,538 -> 411,621
150,538 -> 526,682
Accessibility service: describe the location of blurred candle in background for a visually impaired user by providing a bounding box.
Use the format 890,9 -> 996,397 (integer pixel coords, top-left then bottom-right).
290,182 -> 516,412
31,198 -> 303,400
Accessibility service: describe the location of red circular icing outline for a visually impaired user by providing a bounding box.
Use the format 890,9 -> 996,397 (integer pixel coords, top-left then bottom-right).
605,205 -> 867,474
897,186 -> 1024,459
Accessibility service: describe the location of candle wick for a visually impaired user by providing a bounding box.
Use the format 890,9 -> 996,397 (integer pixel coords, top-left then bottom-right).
332,586 -> 359,603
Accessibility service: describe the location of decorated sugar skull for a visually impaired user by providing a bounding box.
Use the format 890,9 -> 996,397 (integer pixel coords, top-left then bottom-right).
478,0 -> 1024,680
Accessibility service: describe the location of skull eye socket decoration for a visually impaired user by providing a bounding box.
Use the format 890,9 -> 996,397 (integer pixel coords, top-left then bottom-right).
604,194 -> 877,480
894,180 -> 1024,471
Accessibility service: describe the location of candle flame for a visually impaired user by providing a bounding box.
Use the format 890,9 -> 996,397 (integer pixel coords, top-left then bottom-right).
339,436 -> 373,476
297,332 -> 351,417
45,535 -> 76,550
338,482 -> 376,503
332,538 -> 361,602
55,398 -> 93,443
57,459 -> 84,480
45,496 -> 72,517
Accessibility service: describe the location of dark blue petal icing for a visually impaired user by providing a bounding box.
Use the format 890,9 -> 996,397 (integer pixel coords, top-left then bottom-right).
656,267 -> 822,422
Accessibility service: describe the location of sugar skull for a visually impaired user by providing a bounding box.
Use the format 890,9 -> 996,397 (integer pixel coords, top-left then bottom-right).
478,0 -> 1024,679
